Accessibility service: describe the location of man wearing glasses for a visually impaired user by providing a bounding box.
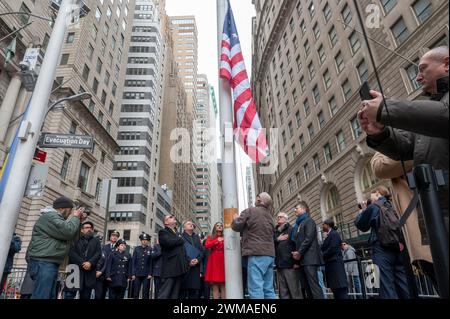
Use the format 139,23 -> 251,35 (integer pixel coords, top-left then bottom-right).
157,215 -> 189,299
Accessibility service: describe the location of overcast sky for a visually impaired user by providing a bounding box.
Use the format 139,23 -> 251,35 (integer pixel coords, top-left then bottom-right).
166,0 -> 255,212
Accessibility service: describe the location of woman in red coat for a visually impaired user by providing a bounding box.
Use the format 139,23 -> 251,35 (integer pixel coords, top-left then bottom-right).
205,222 -> 225,299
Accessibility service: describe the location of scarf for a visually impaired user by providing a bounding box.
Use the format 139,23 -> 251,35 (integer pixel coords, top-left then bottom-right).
290,213 -> 309,241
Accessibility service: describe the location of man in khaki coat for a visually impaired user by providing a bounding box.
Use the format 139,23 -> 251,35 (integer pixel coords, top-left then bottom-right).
371,152 -> 435,286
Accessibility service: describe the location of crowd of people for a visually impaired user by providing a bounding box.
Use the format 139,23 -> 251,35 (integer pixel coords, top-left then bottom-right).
1,46 -> 447,300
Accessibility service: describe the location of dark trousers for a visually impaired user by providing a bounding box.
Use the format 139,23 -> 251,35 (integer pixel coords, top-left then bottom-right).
95,279 -> 109,299
153,277 -> 162,299
0,273 -> 8,295
299,265 -> 324,299
181,288 -> 200,299
109,286 -> 126,299
157,276 -> 183,299
277,268 -> 303,299
133,276 -> 150,299
373,244 -> 411,299
199,277 -> 210,299
64,288 -> 93,299
331,287 -> 349,299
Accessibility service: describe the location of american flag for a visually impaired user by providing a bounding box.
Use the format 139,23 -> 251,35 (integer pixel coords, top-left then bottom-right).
219,2 -> 268,164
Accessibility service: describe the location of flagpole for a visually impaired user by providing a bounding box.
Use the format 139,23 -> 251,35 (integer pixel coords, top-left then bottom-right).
217,0 -> 243,299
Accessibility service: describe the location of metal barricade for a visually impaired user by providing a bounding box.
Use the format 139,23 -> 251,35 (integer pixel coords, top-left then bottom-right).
0,268 -> 27,299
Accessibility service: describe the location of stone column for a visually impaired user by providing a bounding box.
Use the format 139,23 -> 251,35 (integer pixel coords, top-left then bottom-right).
0,74 -> 22,143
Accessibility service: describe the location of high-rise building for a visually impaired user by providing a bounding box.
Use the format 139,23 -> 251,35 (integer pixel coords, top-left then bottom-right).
0,0 -> 134,266
252,0 -> 448,247
108,0 -> 166,246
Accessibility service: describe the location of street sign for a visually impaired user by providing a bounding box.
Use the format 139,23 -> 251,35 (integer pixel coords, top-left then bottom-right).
39,133 -> 93,149
33,148 -> 47,163
25,163 -> 49,197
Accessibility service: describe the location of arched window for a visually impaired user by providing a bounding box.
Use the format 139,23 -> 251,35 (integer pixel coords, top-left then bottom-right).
326,185 -> 344,228
360,160 -> 384,199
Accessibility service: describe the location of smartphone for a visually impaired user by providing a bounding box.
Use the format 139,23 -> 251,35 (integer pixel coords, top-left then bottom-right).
359,81 -> 372,100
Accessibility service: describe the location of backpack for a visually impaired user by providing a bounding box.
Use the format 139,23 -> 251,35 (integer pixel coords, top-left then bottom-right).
373,200 -> 402,250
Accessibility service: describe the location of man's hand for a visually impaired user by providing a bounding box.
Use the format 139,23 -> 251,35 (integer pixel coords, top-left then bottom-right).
362,90 -> 384,123
291,251 -> 301,261
96,271 -> 102,278
358,110 -> 385,136
190,259 -> 199,267
293,264 -> 300,269
73,207 -> 84,218
277,234 -> 289,242
106,277 -> 112,282
132,275 -> 136,281
82,261 -> 92,270
147,275 -> 152,280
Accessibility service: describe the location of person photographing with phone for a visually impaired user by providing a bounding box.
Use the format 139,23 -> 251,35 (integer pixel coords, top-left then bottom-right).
26,196 -> 86,299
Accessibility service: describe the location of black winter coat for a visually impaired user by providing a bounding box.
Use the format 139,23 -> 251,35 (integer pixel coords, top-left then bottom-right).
150,244 -> 162,277
181,232 -> 204,290
105,250 -> 132,288
159,227 -> 189,278
321,230 -> 348,289
274,223 -> 297,269
68,234 -> 101,290
294,217 -> 324,266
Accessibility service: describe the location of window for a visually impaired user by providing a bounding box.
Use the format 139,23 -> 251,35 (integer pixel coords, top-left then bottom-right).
87,43 -> 94,60
351,116 -> 362,139
308,3 -> 315,18
335,51 -> 344,73
329,96 -> 338,116
304,99 -> 310,116
326,186 -> 344,228
101,90 -> 107,104
95,7 -> 102,21
313,154 -> 321,172
96,58 -> 103,74
66,33 -> 75,43
69,121 -> 77,134
109,102 -> 114,115
82,64 -> 90,81
101,40 -> 106,55
296,55 -> 302,71
391,18 -> 410,45
60,153 -> 71,180
308,62 -> 316,80
107,6 -> 112,19
318,45 -> 326,65
300,76 -> 306,93
349,31 -> 361,54
293,36 -> 299,50
282,131 -> 287,146
292,89 -> 299,104
413,0 -> 432,23
308,123 -> 315,140
95,179 -> 102,201
318,111 -> 326,129
78,162 -> 90,191
362,160 -> 381,191
329,26 -> 338,47
303,163 -> 310,181
323,3 -> 332,22
323,69 -> 332,90
313,85 -> 321,104
406,62 -> 421,90
381,0 -> 397,13
104,71 -> 110,86
91,25 -> 98,40
336,130 -> 346,152
123,230 -> 131,241
98,111 -> 104,124
342,80 -> 353,101
288,122 -> 294,137
341,4 -> 352,27
103,23 -> 109,36
313,23 -> 320,39
299,134 -> 305,151
300,20 -> 306,35
60,54 -> 69,65
296,111 -> 302,128
92,78 -> 99,94
291,144 -> 297,158
324,143 -> 333,163
357,60 -> 369,83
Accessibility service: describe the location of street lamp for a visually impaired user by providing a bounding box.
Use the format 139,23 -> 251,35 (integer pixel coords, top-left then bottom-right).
42,91 -> 92,127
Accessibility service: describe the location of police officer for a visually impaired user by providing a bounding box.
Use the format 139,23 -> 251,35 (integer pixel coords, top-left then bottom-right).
95,230 -> 120,299
105,239 -> 131,299
131,233 -> 152,299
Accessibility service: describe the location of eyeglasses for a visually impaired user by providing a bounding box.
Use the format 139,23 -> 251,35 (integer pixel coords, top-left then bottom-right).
276,216 -> 286,219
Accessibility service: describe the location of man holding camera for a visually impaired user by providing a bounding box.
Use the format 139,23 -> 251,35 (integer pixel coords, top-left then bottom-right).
358,46 -> 449,228
26,196 -> 85,299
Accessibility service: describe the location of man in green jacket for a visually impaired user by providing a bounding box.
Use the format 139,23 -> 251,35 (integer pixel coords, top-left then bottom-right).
27,196 -> 84,299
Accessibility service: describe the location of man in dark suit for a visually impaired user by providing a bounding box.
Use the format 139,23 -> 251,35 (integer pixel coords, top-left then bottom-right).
157,215 -> 189,299
292,201 -> 324,299
180,220 -> 204,299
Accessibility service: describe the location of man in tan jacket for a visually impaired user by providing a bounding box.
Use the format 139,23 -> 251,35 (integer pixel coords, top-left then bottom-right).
371,152 -> 435,287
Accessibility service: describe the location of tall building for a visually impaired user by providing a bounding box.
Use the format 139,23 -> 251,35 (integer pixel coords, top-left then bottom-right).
108,0 -> 166,246
252,0 -> 448,248
0,0 -> 134,266
158,12 -> 193,226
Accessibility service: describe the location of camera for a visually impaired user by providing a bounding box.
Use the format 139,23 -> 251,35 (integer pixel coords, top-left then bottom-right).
358,199 -> 372,210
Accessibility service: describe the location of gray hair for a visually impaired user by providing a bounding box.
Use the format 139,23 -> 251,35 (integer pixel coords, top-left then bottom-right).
277,212 -> 289,219
257,192 -> 273,207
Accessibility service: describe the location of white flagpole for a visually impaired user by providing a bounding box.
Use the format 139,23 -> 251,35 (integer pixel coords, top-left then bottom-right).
217,0 -> 243,299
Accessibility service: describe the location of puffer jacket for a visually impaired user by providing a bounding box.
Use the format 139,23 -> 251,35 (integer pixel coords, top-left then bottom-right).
27,207 -> 80,265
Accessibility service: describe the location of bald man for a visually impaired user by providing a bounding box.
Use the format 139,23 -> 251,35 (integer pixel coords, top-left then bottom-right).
357,46 -> 449,170
232,192 -> 276,299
